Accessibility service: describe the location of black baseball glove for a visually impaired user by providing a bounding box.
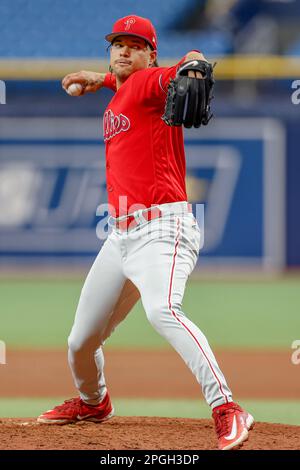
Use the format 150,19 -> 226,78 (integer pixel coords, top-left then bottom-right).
162,59 -> 215,128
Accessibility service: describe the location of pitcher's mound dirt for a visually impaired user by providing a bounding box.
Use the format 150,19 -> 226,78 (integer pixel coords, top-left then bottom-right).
0,417 -> 299,450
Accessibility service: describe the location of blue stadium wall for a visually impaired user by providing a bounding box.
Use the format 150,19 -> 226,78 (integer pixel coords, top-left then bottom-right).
0,79 -> 299,269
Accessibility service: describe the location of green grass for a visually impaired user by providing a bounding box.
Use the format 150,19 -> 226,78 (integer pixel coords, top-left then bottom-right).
1,278 -> 300,349
0,398 -> 299,426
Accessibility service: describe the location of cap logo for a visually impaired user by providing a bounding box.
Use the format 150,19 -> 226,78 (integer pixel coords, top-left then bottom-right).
124,17 -> 136,31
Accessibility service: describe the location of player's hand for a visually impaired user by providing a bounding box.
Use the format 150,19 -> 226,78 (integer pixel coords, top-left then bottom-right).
185,52 -> 207,79
188,70 -> 203,79
62,71 -> 105,94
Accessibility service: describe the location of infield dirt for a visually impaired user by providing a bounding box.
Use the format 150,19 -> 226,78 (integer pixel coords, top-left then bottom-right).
0,349 -> 299,450
0,417 -> 299,450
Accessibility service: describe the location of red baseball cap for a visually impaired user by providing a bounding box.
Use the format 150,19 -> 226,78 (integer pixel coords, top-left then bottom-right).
105,15 -> 157,50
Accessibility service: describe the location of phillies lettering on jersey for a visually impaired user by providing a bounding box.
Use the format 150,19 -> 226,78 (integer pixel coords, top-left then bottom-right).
103,109 -> 131,142
103,58 -> 187,217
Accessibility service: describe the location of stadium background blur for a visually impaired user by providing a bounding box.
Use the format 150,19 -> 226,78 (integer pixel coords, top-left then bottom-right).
0,0 -> 300,427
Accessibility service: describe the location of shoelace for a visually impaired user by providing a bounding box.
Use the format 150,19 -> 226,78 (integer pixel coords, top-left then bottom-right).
53,397 -> 81,412
214,405 -> 241,438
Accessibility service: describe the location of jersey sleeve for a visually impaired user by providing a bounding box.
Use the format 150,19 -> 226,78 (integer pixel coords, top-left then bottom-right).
133,51 -> 201,105
132,58 -> 185,105
103,73 -> 117,92
157,58 -> 186,94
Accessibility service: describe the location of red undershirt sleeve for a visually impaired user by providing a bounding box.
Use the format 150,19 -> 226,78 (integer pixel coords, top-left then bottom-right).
103,73 -> 117,92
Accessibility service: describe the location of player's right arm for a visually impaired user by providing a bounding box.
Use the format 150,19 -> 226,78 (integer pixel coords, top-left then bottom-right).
62,71 -> 116,94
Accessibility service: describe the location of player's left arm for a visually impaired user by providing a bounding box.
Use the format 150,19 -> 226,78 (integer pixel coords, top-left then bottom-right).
99,51 -> 207,96
156,50 -> 207,95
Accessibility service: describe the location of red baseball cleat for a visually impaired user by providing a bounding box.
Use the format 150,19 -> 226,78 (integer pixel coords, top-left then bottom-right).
37,392 -> 114,425
212,402 -> 254,450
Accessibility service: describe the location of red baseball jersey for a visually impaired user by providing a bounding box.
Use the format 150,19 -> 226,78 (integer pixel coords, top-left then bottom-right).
103,59 -> 188,217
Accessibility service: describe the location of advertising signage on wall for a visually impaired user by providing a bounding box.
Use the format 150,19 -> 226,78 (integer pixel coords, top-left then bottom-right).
0,117 -> 285,270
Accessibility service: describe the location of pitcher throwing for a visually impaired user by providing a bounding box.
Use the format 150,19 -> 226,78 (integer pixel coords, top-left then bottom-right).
37,15 -> 254,450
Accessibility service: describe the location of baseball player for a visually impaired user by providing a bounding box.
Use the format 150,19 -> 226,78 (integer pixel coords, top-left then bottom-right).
37,15 -> 254,450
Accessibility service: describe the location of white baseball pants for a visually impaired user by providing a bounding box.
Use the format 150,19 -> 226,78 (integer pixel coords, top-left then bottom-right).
67,201 -> 232,409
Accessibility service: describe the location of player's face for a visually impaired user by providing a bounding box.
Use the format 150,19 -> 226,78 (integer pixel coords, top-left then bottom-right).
110,36 -> 157,81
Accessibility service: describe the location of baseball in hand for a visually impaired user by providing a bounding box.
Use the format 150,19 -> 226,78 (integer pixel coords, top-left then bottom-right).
66,83 -> 83,96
